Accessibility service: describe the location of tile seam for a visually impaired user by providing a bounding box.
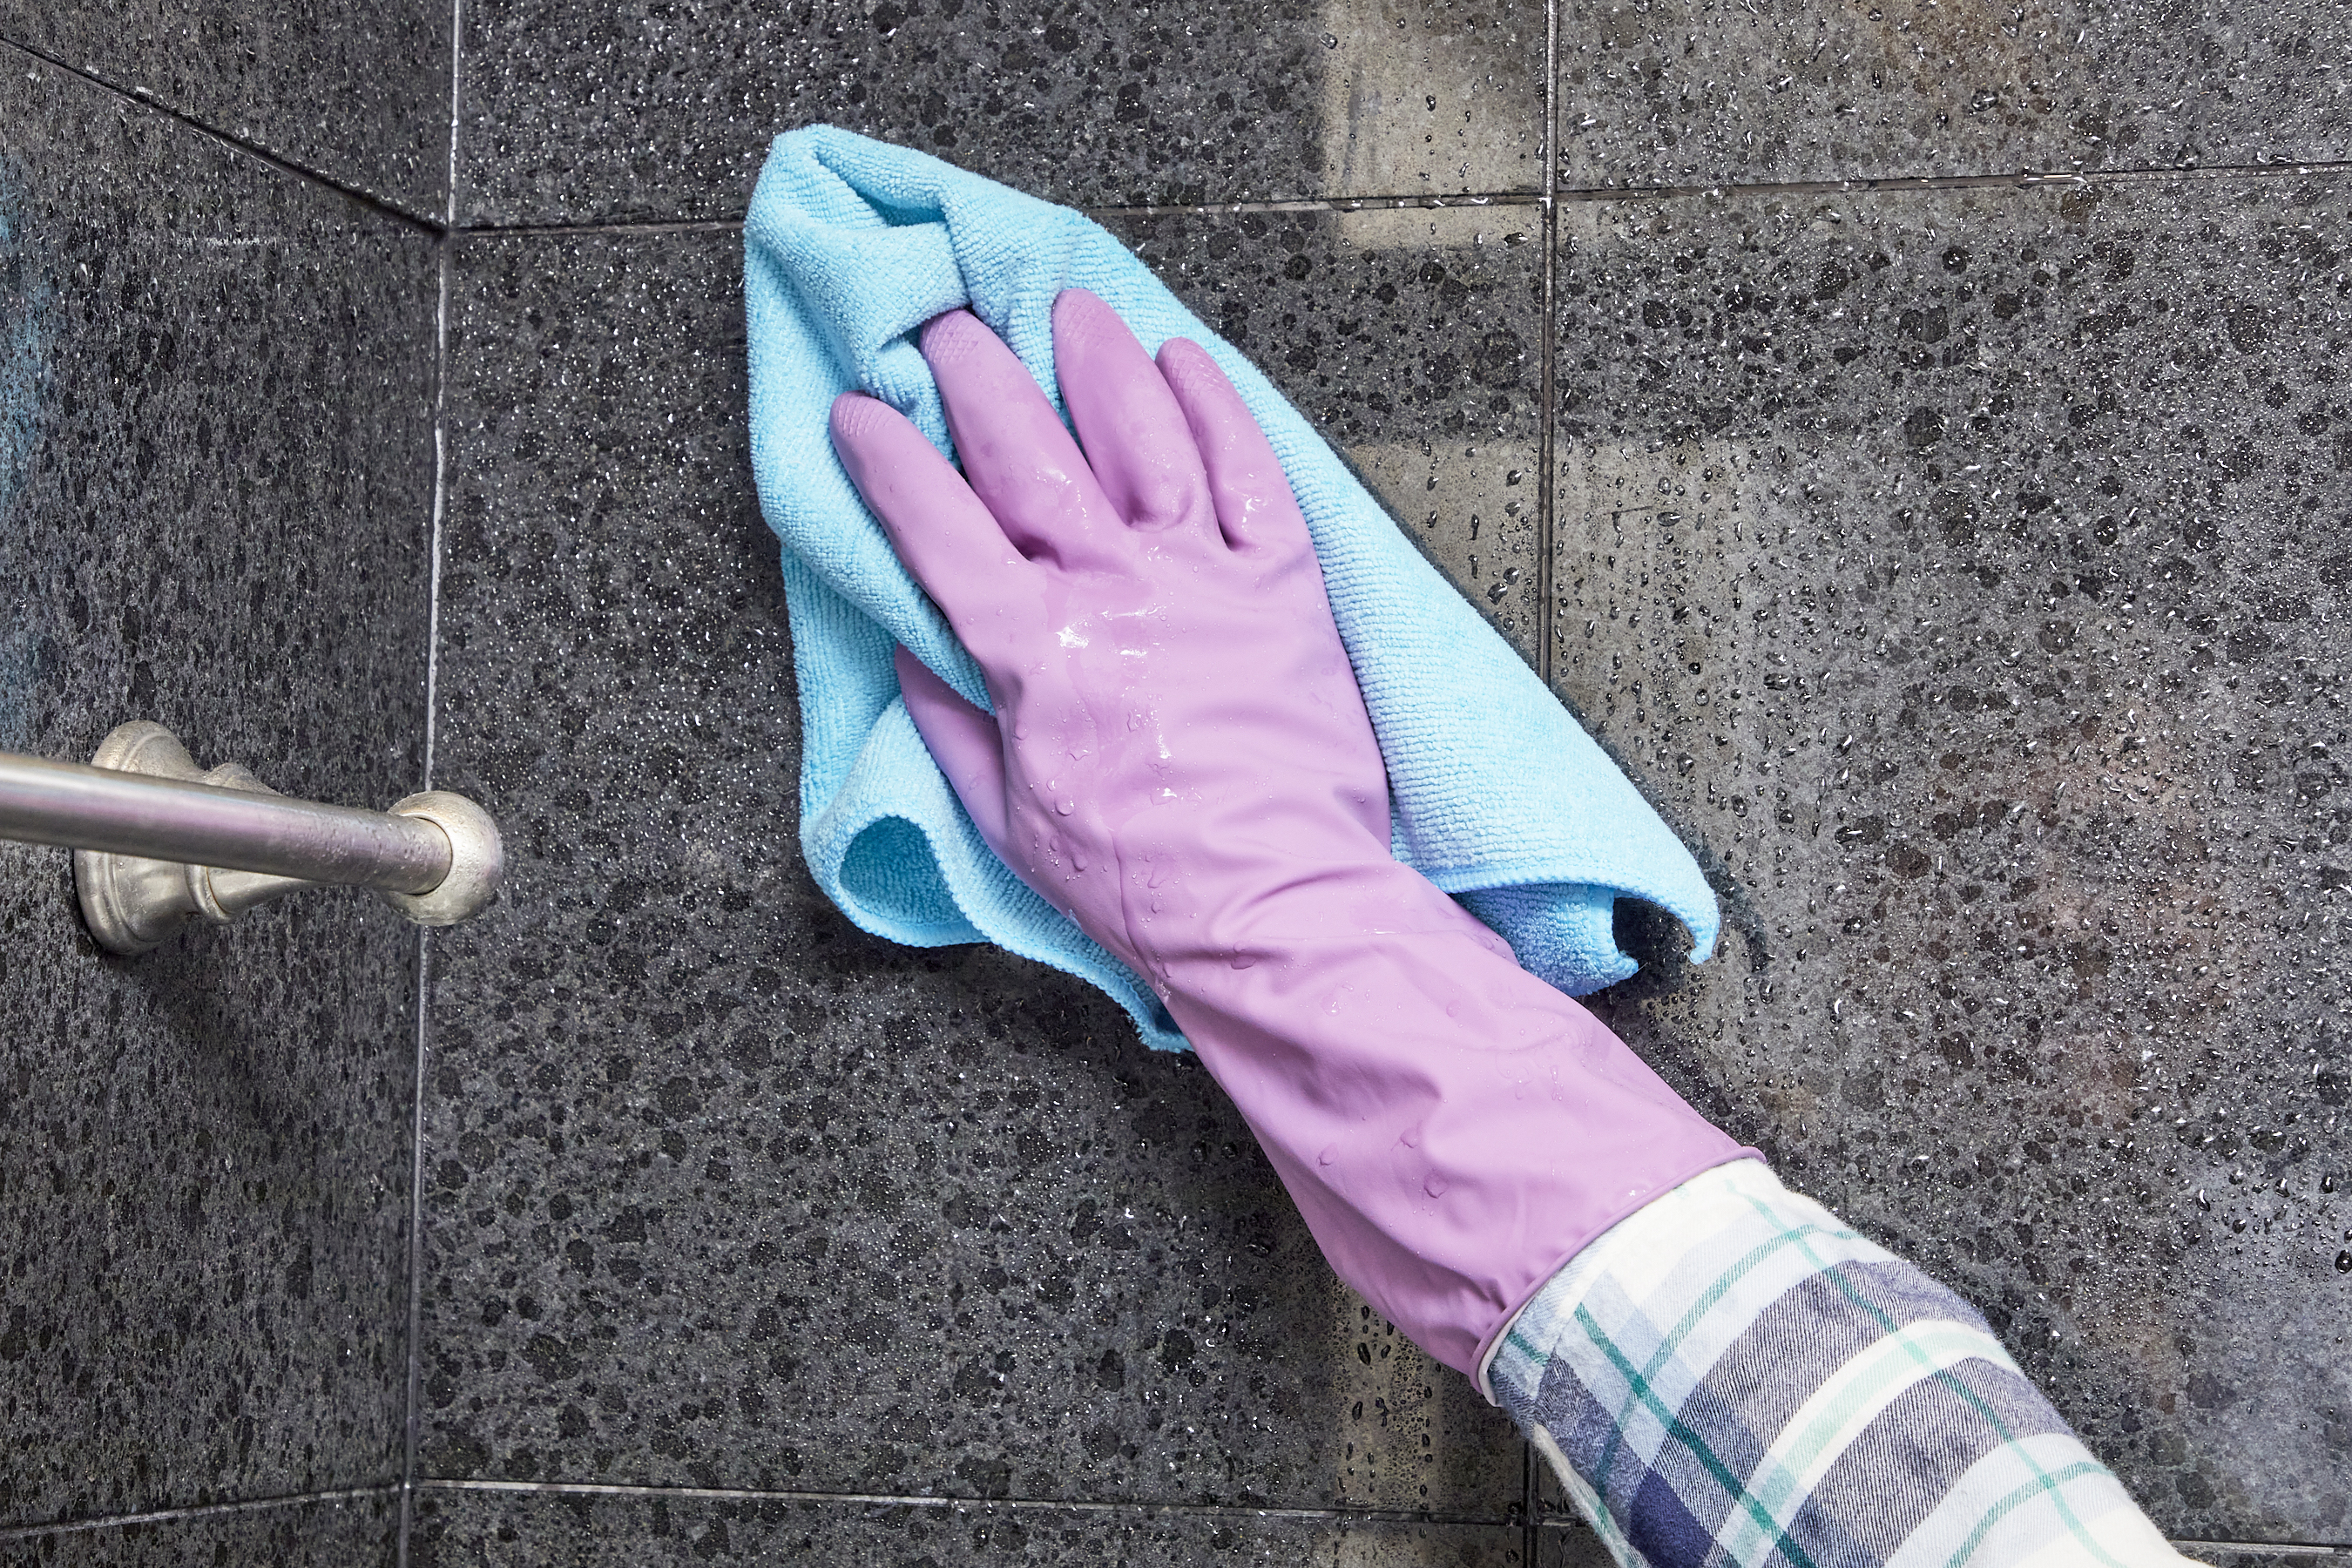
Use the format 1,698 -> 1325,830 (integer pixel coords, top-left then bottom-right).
451,219 -> 756,236
417,1478 -> 1514,1528
0,1485 -> 402,1544
395,925 -> 436,1568
447,153 -> 2352,238
401,6 -> 467,1566
1554,158 -> 2352,201
0,33 -> 444,233
1536,0 -> 1561,692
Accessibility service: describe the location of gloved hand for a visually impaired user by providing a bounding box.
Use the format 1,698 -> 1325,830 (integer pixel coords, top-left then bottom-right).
830,290 -> 1753,1375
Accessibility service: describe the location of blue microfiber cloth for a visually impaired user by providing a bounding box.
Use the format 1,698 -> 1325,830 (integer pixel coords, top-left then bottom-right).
743,126 -> 1719,1053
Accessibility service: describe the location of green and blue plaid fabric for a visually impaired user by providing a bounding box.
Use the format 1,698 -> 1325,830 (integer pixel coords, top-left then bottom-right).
1483,1160 -> 2186,1568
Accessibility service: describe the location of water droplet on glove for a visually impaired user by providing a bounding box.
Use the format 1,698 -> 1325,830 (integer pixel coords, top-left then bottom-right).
1055,798 -> 1075,815
1423,1173 -> 1449,1198
1317,1144 -> 1338,1166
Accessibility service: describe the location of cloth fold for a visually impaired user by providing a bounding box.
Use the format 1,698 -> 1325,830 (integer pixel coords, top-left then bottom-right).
743,125 -> 1719,1052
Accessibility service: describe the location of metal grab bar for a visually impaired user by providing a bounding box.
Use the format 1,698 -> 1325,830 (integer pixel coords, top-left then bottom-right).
0,721 -> 503,954
0,754 -> 454,890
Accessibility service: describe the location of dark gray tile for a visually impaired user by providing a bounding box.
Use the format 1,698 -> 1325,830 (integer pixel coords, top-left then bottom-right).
421,227 -> 1522,1513
0,4 -> 450,219
409,1486 -> 1528,1565
2177,1550 -> 2352,1568
1106,203 -> 1546,662
1547,177 -> 2352,1539
0,1491 -> 399,1567
1558,1 -> 2352,188
0,68 -> 434,1524
457,0 -> 1542,226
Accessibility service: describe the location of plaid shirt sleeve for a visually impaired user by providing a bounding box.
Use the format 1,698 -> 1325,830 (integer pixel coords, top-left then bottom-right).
1480,1159 -> 2191,1568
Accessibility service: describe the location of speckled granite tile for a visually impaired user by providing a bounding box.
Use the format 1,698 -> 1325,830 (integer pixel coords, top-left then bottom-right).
0,65 -> 431,1527
1105,204 -> 1545,662
0,4 -> 449,218
457,0 -> 1541,226
421,227 -> 1522,1513
1557,0 -> 2352,188
0,1491 -> 398,1567
409,1487 -> 1528,1565
1540,178 -> 2352,1538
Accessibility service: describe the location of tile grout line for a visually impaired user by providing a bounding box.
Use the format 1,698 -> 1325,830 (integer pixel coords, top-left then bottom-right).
1551,157 -> 2352,200
13,1483 -> 2343,1553
1523,1443 -> 1544,1567
398,5 -> 466,1565
447,152 -> 2352,237
1535,0 -> 1561,700
449,218 -> 756,236
396,923 -> 435,1568
417,1477 -> 1517,1529
0,1486 -> 402,1544
0,34 -> 444,234
422,0 -> 461,794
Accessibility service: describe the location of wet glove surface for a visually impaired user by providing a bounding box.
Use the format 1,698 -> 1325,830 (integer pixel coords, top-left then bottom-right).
830,294 -> 1755,1376
832,294 -> 1400,983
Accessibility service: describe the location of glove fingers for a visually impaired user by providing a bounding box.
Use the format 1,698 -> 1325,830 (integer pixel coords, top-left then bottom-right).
1156,337 -> 1315,568
894,645 -> 1013,850
831,392 -> 1044,666
1051,290 -> 1219,551
919,310 -> 1128,574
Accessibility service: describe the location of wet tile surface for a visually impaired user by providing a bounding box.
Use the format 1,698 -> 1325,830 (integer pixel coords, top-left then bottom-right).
1546,178 -> 2352,1538
409,1487 -> 1527,1565
457,0 -> 1540,226
1107,203 -> 1547,662
0,65 -> 432,1526
0,3 -> 450,218
1557,0 -> 2352,188
420,226 -> 1522,1514
0,1492 -> 399,1567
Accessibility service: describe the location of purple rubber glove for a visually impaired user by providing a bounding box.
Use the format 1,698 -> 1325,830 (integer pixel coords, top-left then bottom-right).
829,291 -> 1754,1375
